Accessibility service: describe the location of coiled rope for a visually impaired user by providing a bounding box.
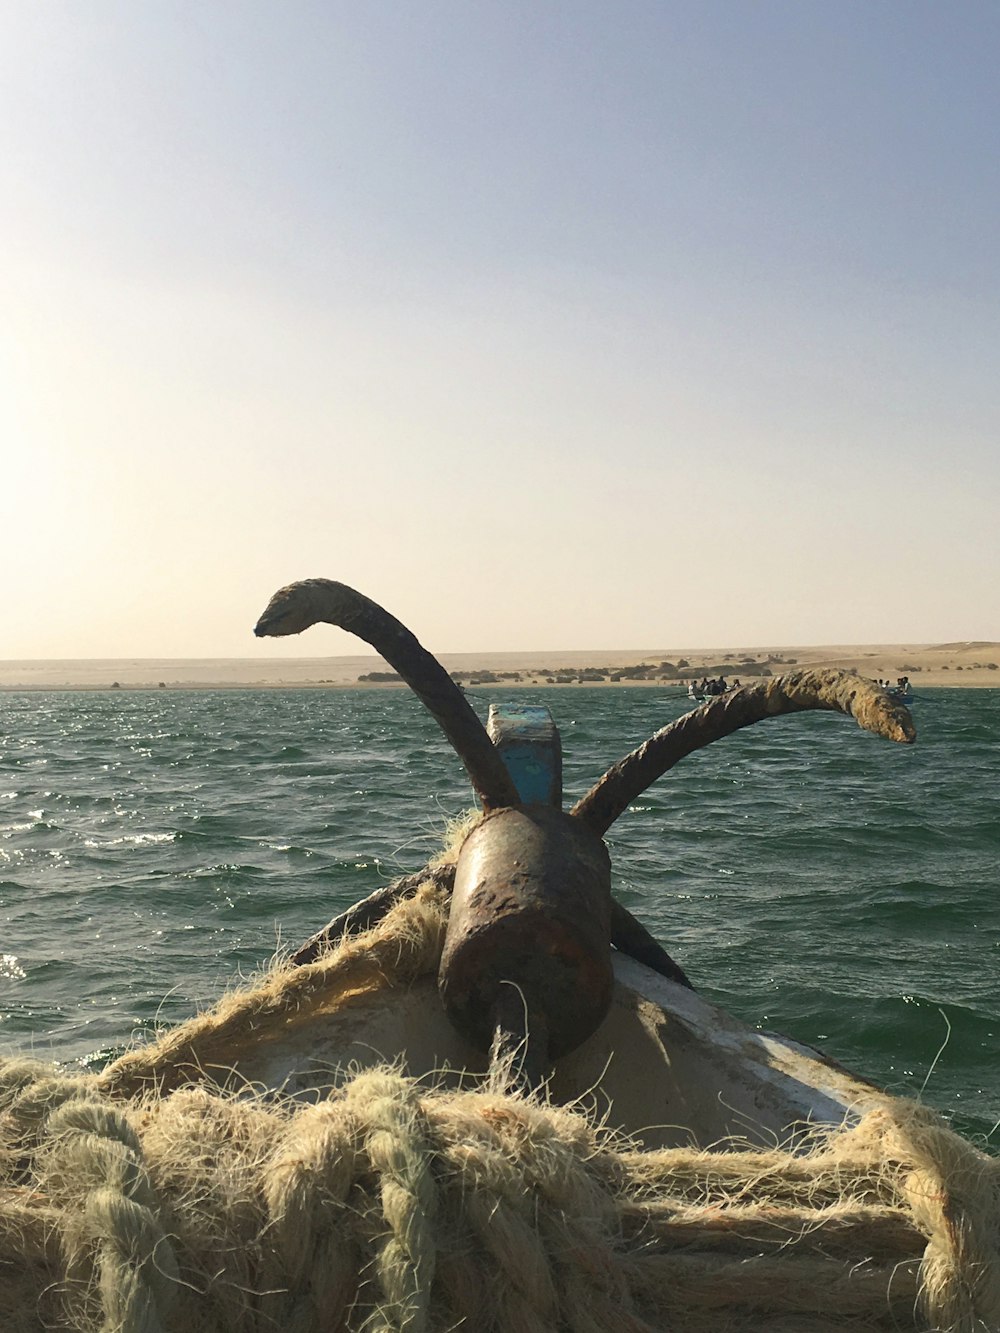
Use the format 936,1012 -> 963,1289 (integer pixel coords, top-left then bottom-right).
3,883 -> 999,1332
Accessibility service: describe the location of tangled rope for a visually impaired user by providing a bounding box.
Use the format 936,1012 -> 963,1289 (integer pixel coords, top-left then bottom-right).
3,883 -> 1000,1332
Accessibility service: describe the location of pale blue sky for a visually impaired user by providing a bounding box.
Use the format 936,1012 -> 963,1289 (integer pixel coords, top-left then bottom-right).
4,2 -> 998,657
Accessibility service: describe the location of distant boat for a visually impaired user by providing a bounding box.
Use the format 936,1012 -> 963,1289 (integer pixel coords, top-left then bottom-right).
886,680 -> 915,704
687,680 -> 733,705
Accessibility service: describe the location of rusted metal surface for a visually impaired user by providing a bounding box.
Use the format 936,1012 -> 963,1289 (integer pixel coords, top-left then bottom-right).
291,858 -> 695,992
253,579 -> 519,811
438,806 -> 613,1060
487,982 -> 553,1095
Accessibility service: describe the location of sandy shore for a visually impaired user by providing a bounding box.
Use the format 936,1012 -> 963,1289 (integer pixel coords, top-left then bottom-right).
1,643 -> 998,690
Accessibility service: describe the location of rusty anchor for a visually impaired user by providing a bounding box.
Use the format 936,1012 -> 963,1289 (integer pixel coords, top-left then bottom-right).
255,578 -> 915,1094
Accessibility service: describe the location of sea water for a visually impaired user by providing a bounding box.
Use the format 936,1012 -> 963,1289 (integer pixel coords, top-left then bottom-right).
1,686 -> 997,1144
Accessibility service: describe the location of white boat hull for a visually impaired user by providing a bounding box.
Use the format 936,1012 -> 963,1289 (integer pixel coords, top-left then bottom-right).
219,953 -> 887,1150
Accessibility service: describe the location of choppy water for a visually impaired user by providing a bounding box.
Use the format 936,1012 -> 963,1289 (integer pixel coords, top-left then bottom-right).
1,686 -> 997,1143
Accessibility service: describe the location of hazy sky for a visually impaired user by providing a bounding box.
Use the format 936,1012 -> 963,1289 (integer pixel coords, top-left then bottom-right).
4,2 -> 998,659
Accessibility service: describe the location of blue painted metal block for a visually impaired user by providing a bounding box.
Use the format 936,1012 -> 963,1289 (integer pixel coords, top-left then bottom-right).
486,704 -> 562,808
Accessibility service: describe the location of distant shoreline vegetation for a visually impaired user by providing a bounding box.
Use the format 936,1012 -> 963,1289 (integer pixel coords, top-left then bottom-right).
357,654 -> 808,686
358,655 -> 1000,687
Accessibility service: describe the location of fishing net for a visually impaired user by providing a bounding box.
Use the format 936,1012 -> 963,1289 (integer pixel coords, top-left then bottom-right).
3,876 -> 999,1333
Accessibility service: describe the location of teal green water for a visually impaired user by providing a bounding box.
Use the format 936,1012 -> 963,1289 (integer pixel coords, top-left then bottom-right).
1,687 -> 997,1142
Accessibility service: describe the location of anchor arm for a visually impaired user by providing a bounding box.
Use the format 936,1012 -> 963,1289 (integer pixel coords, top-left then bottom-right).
572,670 -> 915,836
254,578 -> 519,811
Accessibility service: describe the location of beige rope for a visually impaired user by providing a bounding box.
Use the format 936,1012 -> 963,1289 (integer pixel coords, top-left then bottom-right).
867,1105 -> 1000,1331
43,1098 -> 180,1333
350,1070 -> 438,1333
262,1098 -> 361,1332
3,880 -> 1000,1332
4,1051 -> 1000,1331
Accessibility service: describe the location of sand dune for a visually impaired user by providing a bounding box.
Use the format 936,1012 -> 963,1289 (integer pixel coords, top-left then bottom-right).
1,643 -> 998,690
